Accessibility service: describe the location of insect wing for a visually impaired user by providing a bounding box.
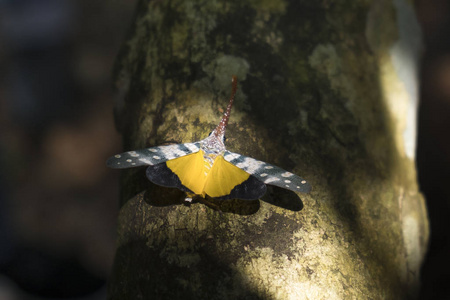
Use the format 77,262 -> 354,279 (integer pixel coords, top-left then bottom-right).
213,174 -> 267,200
156,151 -> 206,195
147,151 -> 266,200
106,142 -> 201,169
223,151 -> 311,193
204,156 -> 266,200
146,162 -> 193,193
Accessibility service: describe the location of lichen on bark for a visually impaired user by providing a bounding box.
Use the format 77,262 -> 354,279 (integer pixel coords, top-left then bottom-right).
108,0 -> 428,299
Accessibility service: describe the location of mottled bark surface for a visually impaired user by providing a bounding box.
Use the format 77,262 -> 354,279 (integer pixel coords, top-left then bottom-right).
108,0 -> 428,299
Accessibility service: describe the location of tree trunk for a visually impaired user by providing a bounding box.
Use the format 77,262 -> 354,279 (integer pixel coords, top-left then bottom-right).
108,0 -> 428,299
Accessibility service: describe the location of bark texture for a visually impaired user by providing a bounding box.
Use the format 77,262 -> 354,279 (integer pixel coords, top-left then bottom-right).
108,0 -> 428,299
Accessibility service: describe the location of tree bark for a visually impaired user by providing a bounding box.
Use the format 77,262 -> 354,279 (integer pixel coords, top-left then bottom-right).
108,0 -> 428,299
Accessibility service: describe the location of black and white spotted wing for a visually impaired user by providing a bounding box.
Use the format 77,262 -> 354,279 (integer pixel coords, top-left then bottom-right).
223,151 -> 312,193
106,142 -> 201,169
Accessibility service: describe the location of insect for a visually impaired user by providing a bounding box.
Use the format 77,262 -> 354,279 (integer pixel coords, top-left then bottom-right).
107,76 -> 311,202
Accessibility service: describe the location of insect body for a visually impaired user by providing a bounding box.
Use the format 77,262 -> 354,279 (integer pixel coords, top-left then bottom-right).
107,76 -> 311,201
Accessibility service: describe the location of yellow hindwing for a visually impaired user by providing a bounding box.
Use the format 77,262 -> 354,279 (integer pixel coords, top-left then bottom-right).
166,151 -> 207,196
166,150 -> 250,198
204,156 -> 250,198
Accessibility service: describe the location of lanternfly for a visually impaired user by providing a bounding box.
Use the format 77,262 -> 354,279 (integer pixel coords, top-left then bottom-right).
107,76 -> 311,201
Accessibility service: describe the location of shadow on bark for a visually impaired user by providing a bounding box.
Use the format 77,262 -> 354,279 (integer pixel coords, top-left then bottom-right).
109,239 -> 271,300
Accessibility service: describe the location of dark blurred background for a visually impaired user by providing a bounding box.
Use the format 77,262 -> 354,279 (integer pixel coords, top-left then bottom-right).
0,0 -> 136,299
0,0 -> 447,299
416,0 -> 450,299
